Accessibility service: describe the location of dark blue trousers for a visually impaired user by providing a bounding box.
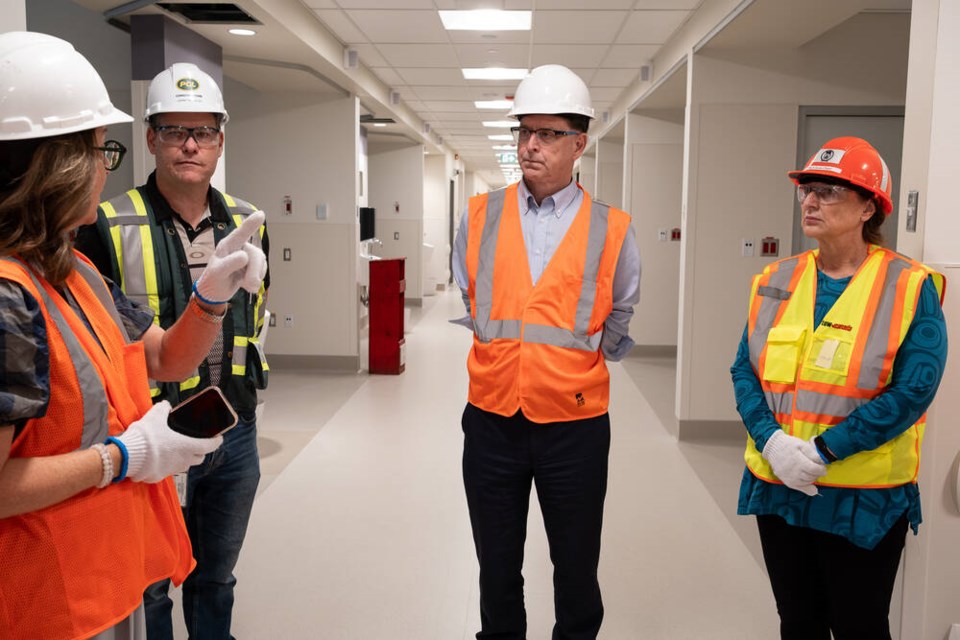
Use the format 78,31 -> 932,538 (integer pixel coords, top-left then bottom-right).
462,403 -> 610,640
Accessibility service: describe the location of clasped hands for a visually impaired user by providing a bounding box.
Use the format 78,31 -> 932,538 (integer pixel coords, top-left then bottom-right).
761,430 -> 827,496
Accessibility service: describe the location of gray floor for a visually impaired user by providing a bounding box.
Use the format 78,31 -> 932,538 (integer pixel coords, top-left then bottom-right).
175,289 -> 779,638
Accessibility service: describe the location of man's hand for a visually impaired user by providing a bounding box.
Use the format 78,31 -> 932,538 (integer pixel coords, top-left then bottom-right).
194,211 -> 267,304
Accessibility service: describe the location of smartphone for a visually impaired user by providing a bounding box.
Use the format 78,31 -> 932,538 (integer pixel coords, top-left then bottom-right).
167,387 -> 238,438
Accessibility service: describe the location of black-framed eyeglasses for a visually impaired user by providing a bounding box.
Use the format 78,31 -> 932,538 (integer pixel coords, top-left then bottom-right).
796,183 -> 850,205
94,140 -> 127,172
152,125 -> 222,148
510,126 -> 581,145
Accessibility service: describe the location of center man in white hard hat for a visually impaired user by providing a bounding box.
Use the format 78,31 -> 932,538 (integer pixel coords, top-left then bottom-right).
76,63 -> 270,640
452,64 -> 641,639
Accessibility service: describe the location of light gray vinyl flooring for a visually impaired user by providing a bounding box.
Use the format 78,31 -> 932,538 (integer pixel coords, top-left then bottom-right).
173,289 -> 779,639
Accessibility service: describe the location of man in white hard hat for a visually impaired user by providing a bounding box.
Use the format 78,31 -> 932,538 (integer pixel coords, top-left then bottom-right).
451,64 -> 641,639
76,62 -> 269,640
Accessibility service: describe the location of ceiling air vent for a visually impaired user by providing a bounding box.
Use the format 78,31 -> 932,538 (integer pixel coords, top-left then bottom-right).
360,115 -> 396,125
157,3 -> 259,24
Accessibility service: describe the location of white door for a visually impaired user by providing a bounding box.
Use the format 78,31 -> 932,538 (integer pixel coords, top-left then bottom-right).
793,112 -> 904,254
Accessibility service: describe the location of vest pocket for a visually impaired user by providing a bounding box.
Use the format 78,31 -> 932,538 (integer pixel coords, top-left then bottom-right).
803,333 -> 853,377
762,325 -> 806,384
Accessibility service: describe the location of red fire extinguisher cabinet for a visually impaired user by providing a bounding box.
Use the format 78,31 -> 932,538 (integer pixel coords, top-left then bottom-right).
369,258 -> 405,374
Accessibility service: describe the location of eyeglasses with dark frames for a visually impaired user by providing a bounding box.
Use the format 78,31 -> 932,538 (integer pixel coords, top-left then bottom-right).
152,125 -> 222,148
94,140 -> 127,172
510,126 -> 581,145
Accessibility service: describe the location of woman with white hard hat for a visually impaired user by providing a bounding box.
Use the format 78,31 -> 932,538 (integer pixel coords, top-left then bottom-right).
0,32 -> 265,640
731,137 -> 947,638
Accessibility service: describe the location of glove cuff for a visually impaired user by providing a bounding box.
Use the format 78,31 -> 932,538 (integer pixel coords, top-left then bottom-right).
104,436 -> 129,482
762,429 -> 785,457
193,279 -> 231,306
117,430 -> 149,481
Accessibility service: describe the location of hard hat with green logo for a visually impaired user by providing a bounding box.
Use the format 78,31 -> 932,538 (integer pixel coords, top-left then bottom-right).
145,62 -> 229,124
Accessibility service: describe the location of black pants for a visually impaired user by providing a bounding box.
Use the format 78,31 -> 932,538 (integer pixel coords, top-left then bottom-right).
462,404 -> 610,640
757,513 -> 909,640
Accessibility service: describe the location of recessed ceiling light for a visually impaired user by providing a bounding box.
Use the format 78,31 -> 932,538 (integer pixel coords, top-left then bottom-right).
439,10 -> 531,31
482,120 -> 515,128
492,144 -> 515,150
463,68 -> 528,81
373,123 -> 387,127
475,100 -> 513,110
228,28 -> 256,36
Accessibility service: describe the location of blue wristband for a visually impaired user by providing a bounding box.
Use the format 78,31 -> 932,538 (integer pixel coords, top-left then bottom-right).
105,436 -> 129,483
192,280 -> 231,306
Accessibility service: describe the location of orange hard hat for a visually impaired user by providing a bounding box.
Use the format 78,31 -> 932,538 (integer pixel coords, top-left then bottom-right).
788,136 -> 893,214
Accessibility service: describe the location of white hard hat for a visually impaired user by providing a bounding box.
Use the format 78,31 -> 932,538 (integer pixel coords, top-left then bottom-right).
0,31 -> 133,141
507,64 -> 594,120
145,62 -> 229,124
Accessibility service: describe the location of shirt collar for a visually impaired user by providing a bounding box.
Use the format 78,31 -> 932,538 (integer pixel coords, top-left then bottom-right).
518,178 -> 580,219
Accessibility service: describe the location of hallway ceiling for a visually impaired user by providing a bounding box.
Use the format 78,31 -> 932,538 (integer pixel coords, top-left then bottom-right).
72,0 -> 910,187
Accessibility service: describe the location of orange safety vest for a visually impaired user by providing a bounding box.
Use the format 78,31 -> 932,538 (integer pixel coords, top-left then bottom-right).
465,183 -> 631,423
0,254 -> 194,640
743,246 -> 946,488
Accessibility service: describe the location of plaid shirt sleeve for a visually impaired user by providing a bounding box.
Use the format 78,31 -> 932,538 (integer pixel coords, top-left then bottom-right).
104,277 -> 156,341
0,280 -> 51,428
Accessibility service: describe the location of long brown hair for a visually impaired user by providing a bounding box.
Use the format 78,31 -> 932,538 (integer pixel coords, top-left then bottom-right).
0,130 -> 99,285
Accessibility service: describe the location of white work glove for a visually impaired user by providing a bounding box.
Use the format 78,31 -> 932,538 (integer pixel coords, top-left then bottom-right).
761,430 -> 827,497
194,210 -> 267,304
116,401 -> 223,483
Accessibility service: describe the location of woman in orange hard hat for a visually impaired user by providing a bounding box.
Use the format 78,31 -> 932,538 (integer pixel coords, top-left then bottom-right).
731,136 -> 947,639
0,32 -> 265,639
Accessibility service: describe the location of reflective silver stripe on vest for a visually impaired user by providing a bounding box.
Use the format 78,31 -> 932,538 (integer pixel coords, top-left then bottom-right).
4,258 -> 110,448
748,256 -> 801,368
763,390 -> 794,417
856,257 -> 910,389
472,192 -> 610,352
74,259 -> 131,343
523,200 -> 609,351
473,188 -> 521,342
102,190 -> 158,315
795,388 -> 867,417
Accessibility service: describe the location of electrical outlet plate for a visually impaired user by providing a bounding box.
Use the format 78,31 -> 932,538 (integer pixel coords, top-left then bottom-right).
741,239 -> 754,257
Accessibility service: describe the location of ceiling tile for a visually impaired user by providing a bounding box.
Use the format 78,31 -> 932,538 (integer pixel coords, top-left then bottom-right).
533,0 -> 633,7
591,67 -> 639,86
532,11 -> 627,44
603,44 -> 660,67
311,10 -> 366,44
587,87 -> 624,102
616,10 -> 690,44
421,100 -> 485,112
375,44 -> 461,67
632,0 -> 702,8
334,0 -> 435,7
453,43 -> 530,67
446,30 -> 533,45
397,68 -> 467,86
346,10 -> 449,43
302,0 -> 338,7
530,44 -> 609,68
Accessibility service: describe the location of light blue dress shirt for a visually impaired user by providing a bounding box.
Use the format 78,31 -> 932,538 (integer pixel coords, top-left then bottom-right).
451,179 -> 641,361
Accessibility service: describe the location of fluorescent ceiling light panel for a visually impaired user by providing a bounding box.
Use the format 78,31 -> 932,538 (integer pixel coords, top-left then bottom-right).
492,145 -> 515,150
475,100 -> 514,109
439,10 -> 531,31
488,134 -> 514,141
228,28 -> 256,36
463,68 -> 528,81
483,120 -> 515,128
